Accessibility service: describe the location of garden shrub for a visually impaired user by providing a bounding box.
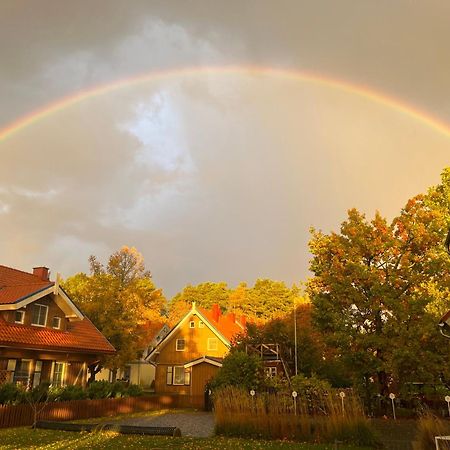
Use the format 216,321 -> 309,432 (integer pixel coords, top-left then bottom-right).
125,384 -> 143,397
87,380 -> 113,399
210,351 -> 265,391
51,385 -> 88,401
0,383 -> 22,405
111,381 -> 127,398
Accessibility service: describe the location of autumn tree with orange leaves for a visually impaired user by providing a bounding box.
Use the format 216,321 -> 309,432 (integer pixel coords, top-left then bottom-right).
308,168 -> 450,401
64,246 -> 166,381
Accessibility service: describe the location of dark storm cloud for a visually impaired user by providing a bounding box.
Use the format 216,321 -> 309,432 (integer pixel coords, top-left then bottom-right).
0,1 -> 449,296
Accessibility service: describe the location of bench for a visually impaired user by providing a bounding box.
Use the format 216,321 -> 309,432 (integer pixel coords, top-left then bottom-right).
34,420 -> 182,437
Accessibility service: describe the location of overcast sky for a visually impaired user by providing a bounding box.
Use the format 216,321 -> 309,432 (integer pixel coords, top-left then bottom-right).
0,1 -> 449,297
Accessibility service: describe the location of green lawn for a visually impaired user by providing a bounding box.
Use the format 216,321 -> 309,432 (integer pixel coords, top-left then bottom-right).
0,427 -> 371,449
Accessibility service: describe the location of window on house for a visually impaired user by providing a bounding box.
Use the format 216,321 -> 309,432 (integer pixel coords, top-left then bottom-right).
173,366 -> 185,385
166,366 -> 173,385
265,367 -> 277,378
52,362 -> 66,387
31,304 -> 48,326
176,339 -> 185,351
13,359 -> 32,386
14,310 -> 25,324
184,367 -> 191,385
198,321 -> 205,328
207,338 -> 218,351
166,366 -> 191,385
52,317 -> 61,329
33,361 -> 42,388
189,321 -> 195,328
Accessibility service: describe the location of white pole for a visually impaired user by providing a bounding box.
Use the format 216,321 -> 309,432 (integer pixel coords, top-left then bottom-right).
294,296 -> 298,376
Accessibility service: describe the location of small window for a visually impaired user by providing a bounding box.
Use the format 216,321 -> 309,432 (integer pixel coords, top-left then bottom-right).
52,362 -> 66,387
207,338 -> 218,351
184,367 -> 191,385
189,321 -> 195,328
31,304 -> 48,327
52,317 -> 61,329
176,339 -> 185,351
33,361 -> 43,388
166,366 -> 173,385
173,366 -> 185,385
199,321 -> 205,328
14,310 -> 25,324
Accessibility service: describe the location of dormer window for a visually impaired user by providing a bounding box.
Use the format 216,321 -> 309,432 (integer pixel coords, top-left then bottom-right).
14,310 -> 25,324
52,317 -> 61,329
31,304 -> 48,327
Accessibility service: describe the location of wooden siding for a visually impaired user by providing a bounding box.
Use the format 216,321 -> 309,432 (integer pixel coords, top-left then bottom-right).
191,362 -> 219,397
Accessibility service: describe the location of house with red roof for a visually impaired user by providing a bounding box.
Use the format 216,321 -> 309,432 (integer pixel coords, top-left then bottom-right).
146,303 -> 245,407
0,265 -> 115,388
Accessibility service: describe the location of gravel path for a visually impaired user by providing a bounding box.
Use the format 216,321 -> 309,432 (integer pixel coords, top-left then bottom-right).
118,411 -> 215,437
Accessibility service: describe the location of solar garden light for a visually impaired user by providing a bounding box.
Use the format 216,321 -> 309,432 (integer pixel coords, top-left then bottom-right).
445,395 -> 450,417
339,391 -> 346,415
389,393 -> 396,420
292,391 -> 298,415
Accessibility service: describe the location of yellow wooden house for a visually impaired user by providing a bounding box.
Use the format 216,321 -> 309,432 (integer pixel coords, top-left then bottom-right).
146,303 -> 245,407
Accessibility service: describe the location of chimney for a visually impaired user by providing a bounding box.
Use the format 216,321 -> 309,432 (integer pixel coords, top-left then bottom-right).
240,315 -> 247,328
33,267 -> 50,281
211,303 -> 221,322
228,312 -> 236,323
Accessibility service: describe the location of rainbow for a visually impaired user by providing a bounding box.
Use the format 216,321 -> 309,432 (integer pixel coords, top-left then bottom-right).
1,65 -> 450,142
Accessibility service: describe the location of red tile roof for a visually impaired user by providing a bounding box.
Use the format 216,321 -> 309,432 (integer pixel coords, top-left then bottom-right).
0,315 -> 115,354
198,307 -> 244,342
0,265 -> 53,304
0,265 -> 115,354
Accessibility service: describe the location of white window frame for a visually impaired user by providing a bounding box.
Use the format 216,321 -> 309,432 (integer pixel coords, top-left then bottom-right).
14,310 -> 25,324
52,362 -> 66,387
173,366 -> 185,385
198,321 -> 205,328
166,366 -> 173,385
189,321 -> 195,328
207,338 -> 218,351
52,316 -> 61,329
176,339 -> 185,351
31,303 -> 48,327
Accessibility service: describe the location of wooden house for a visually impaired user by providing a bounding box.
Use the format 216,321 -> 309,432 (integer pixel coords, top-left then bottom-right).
146,303 -> 245,407
0,265 -> 115,388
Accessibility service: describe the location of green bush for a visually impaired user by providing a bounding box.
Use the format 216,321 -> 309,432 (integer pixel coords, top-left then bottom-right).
290,373 -> 332,396
126,384 -> 143,397
111,381 -> 127,398
50,385 -> 88,401
87,380 -> 113,399
210,351 -> 265,391
0,383 -> 22,405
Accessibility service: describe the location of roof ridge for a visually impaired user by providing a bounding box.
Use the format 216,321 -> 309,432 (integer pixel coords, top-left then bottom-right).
0,264 -> 44,278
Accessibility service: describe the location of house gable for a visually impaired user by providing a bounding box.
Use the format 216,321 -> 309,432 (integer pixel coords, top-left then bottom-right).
146,304 -> 232,362
149,309 -> 230,365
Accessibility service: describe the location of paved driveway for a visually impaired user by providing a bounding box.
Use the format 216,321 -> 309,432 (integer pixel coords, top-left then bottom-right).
118,411 -> 215,437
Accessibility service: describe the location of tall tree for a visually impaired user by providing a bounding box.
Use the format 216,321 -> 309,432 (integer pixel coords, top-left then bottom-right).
308,170 -> 450,398
64,246 -> 165,380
